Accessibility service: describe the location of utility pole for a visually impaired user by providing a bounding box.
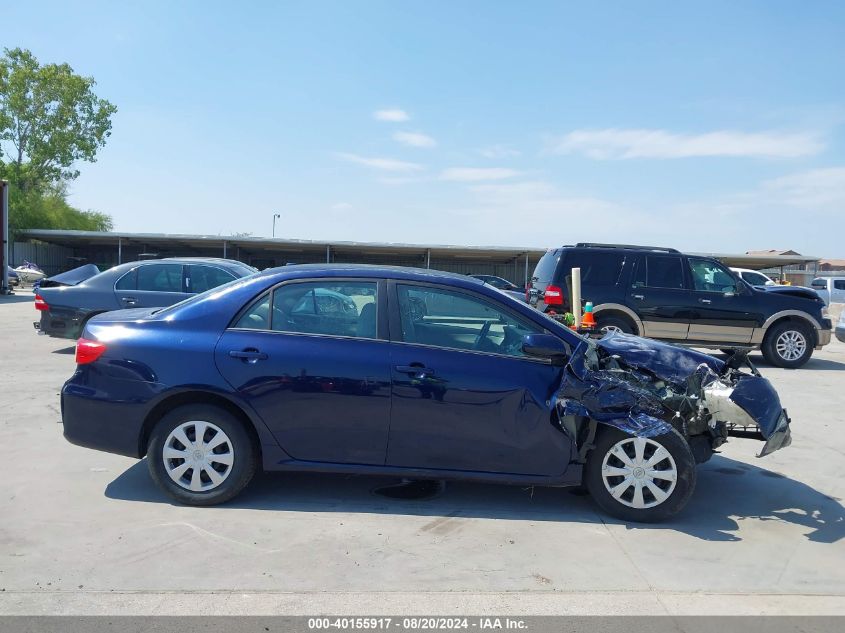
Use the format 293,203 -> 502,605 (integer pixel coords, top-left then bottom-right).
272,213 -> 281,237
1,181 -> 10,295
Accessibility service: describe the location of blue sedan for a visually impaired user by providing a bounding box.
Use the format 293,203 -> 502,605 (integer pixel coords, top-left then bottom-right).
61,264 -> 790,522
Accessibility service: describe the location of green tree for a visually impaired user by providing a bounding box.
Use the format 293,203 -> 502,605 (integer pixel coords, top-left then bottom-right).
0,47 -> 116,234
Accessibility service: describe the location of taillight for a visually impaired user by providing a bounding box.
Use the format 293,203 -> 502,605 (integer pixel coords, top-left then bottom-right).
34,294 -> 48,311
76,338 -> 107,365
543,284 -> 564,306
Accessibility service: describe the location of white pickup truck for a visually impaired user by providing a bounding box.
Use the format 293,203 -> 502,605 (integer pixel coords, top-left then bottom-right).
811,277 -> 845,305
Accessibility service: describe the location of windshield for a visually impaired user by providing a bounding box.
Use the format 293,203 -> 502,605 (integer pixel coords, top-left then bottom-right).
742,271 -> 771,286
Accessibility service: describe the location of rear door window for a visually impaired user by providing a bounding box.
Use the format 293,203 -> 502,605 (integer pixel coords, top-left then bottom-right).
835,280 -> 845,290
565,251 -> 626,287
632,255 -> 686,290
188,265 -> 237,293
137,264 -> 184,293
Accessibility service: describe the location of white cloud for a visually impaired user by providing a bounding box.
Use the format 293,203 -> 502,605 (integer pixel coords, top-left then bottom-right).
331,202 -> 353,211
760,167 -> 845,208
334,152 -> 424,172
478,145 -> 521,159
549,128 -> 824,159
392,131 -> 437,148
373,108 -> 410,122
440,167 -> 520,182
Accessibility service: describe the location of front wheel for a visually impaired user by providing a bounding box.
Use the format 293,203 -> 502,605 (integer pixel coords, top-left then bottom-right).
584,426 -> 696,522
761,321 -> 814,368
147,404 -> 257,506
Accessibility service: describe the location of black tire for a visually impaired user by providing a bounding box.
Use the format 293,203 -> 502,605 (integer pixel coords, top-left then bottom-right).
761,320 -> 814,368
584,426 -> 696,522
595,314 -> 635,335
147,404 -> 257,506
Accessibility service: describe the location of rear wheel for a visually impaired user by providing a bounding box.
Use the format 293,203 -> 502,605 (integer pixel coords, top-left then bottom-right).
761,321 -> 813,368
595,314 -> 635,336
147,404 -> 257,506
585,426 -> 696,522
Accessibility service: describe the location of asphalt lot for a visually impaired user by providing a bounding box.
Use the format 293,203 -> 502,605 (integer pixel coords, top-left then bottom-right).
1,290 -> 845,616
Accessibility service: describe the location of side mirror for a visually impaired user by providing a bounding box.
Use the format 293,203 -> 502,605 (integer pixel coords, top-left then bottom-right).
522,333 -> 569,363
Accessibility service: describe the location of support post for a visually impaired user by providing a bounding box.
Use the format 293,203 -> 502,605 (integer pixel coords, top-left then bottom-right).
572,267 -> 582,328
326,245 -> 331,263
223,240 -> 228,258
524,253 -> 529,287
118,237 -> 122,264
1,181 -> 10,294
426,249 -> 431,269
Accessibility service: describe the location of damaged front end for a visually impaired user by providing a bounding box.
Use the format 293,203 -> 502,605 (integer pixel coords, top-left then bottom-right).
556,333 -> 791,464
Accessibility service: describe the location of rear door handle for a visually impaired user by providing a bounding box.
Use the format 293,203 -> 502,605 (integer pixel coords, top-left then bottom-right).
120,296 -> 137,306
632,294 -> 645,300
395,364 -> 435,378
229,349 -> 268,362
699,298 -> 712,304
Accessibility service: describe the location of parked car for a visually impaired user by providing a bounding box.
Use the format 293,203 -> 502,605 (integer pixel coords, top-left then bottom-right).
810,277 -> 845,306
470,274 -> 525,302
526,243 -> 832,368
35,258 -> 257,339
730,267 -> 775,286
61,264 -> 790,522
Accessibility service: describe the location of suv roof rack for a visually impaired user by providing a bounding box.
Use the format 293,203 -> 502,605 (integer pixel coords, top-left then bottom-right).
574,242 -> 680,253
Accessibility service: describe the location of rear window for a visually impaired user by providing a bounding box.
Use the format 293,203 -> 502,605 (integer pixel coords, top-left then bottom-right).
811,279 -> 827,289
532,250 -> 561,284
564,251 -> 625,287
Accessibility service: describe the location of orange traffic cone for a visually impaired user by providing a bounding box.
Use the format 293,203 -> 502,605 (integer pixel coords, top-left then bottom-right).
581,308 -> 596,329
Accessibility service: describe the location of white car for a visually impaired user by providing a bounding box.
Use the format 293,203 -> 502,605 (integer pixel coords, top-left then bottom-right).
810,277 -> 845,306
730,267 -> 775,286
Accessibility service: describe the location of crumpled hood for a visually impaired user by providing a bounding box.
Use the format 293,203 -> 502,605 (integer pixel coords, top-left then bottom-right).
557,332 -> 790,458
593,333 -> 724,385
756,284 -> 820,301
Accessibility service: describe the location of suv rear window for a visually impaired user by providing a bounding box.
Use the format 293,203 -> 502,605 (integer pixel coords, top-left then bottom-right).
532,250 -> 560,284
564,251 -> 625,287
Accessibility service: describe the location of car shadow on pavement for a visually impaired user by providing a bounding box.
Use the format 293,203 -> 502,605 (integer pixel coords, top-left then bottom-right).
105,454 -> 843,544
52,346 -> 75,354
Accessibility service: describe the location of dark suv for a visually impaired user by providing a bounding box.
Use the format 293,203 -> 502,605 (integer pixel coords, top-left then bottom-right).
527,243 -> 832,368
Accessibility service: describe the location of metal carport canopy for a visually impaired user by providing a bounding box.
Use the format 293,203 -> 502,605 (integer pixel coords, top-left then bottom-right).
18,230 -> 820,270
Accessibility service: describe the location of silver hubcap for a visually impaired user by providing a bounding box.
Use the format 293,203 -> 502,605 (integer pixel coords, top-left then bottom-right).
775,330 -> 806,361
163,421 -> 234,492
601,437 -> 677,509
601,325 -> 623,334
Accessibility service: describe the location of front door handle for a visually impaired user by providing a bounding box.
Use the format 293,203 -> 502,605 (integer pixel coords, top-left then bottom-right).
229,349 -> 268,362
632,294 -> 645,300
395,364 -> 435,378
699,298 -> 712,304
120,296 -> 137,306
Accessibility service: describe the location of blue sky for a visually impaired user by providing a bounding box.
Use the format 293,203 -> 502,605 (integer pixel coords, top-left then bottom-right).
5,0 -> 845,255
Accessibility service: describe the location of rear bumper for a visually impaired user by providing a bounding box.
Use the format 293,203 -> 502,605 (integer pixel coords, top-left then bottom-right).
61,376 -> 151,458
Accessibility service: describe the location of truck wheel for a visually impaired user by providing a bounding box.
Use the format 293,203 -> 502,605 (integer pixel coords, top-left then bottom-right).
147,404 -> 257,506
584,426 -> 696,522
595,315 -> 634,335
762,321 -> 813,368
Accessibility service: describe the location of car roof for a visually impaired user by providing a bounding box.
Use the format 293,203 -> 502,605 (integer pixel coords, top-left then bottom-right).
261,263 -> 485,285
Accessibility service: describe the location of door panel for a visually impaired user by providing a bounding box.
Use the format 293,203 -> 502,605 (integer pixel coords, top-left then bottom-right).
387,282 -> 571,476
630,255 -> 693,340
387,345 -> 568,475
686,258 -> 758,343
215,330 -> 392,464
